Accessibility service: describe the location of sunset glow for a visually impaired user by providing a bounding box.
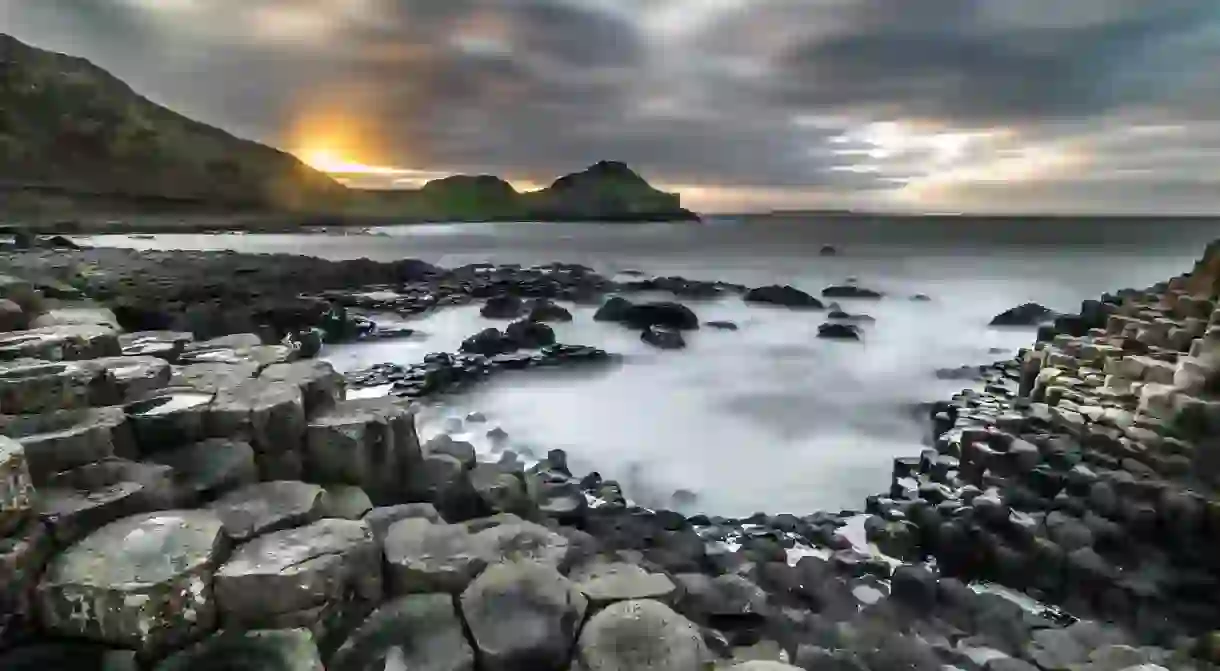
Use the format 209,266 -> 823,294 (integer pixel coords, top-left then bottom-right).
300,148 -> 408,175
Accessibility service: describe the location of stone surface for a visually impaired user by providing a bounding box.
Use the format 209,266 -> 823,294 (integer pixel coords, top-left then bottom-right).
305,397 -> 421,505
125,390 -> 215,456
207,379 -> 306,479
38,458 -> 178,545
0,435 -> 33,536
575,599 -> 709,671
362,503 -> 442,542
0,520 -> 53,640
384,518 -> 487,595
329,593 -> 475,671
206,480 -> 327,542
0,359 -> 110,415
259,360 -> 346,417
571,561 -> 678,607
145,438 -> 258,504
82,356 -> 172,403
119,331 -> 194,363
154,628 -> 324,671
460,560 -> 588,671
0,324 -> 120,362
30,307 -> 119,330
170,362 -> 259,394
213,519 -> 381,646
471,519 -> 573,569
321,485 -> 374,520
0,407 -> 135,483
36,510 -> 227,655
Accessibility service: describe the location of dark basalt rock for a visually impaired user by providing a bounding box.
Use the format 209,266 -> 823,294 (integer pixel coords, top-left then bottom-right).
706,321 -> 739,331
461,328 -> 517,356
817,323 -> 862,341
822,285 -> 883,299
819,244 -> 838,256
990,303 -> 1057,326
642,326 -> 687,350
625,302 -> 700,331
505,320 -> 557,349
743,285 -> 824,309
526,299 -> 573,323
481,295 -> 526,319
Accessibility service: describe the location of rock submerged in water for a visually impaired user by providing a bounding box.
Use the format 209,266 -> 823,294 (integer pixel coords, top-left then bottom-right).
822,284 -> 883,299
642,326 -> 686,350
594,297 -> 699,330
743,285 -> 824,309
989,302 -> 1057,326
817,323 -> 862,341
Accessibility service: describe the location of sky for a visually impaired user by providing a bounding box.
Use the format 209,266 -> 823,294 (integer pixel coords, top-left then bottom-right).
3,0 -> 1220,214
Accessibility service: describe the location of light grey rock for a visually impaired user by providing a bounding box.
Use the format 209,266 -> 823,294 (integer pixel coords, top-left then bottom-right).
126,390 -> 215,456
38,458 -> 178,545
207,379 -> 306,479
30,307 -> 119,330
363,503 -> 442,543
259,360 -> 346,417
119,331 -> 195,363
0,358 -> 110,414
213,519 -> 381,637
36,510 -> 227,655
425,435 -> 476,468
306,397 -> 421,505
82,356 -> 172,403
329,594 -> 475,671
145,438 -> 258,504
384,518 -> 487,595
181,341 -> 297,370
576,599 -> 709,671
183,333 -> 265,355
154,628 -> 324,671
571,561 -> 678,607
0,407 -> 135,483
321,485 -> 374,520
471,520 -> 572,570
206,481 -> 327,542
170,362 -> 259,395
0,324 -> 120,362
461,560 -> 588,671
0,436 -> 34,536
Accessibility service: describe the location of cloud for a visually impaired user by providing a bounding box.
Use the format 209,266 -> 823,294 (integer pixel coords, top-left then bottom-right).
2,0 -> 1219,212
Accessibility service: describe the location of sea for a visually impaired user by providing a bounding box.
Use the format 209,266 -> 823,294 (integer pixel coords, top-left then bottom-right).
80,216 -> 1220,518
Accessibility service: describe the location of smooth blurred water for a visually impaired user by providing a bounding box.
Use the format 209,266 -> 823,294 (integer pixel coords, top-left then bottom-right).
82,217 -> 1218,516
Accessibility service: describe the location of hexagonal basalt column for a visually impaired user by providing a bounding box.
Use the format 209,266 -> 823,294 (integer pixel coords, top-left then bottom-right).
82,356 -> 172,404
0,436 -> 33,536
207,379 -> 306,480
0,325 -> 121,362
119,331 -> 195,363
0,407 -> 136,484
0,359 -> 111,415
126,390 -> 215,456
259,360 -> 346,417
305,397 -> 421,505
36,510 -> 228,655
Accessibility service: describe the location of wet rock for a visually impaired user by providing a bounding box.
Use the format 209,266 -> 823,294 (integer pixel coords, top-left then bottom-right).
153,628 -> 324,671
642,326 -> 687,349
822,285 -> 883,299
594,296 -> 635,322
0,359 -> 112,414
125,390 -> 215,456
461,328 -> 515,356
82,356 -> 171,403
0,299 -> 27,332
37,510 -> 227,655
119,331 -> 195,362
384,518 -> 488,595
170,362 -> 259,394
891,565 -> 938,611
990,304 -> 1056,327
529,476 -> 588,524
31,307 -> 119,330
38,458 -> 178,545
706,320 -> 739,331
818,323 -> 862,341
624,302 -> 700,330
0,324 -> 120,361
460,560 -> 588,671
527,299 -> 573,323
329,594 -> 474,671
321,485 -> 374,519
145,438 -> 258,504
571,561 -> 678,607
426,435 -> 476,468
0,407 -> 135,483
481,296 -> 526,319
0,436 -> 33,536
206,480 -> 327,542
743,285 -> 824,309
410,454 -> 465,507
207,379 -> 306,478
259,360 -> 346,417
576,599 -> 709,671
362,503 -> 441,542
305,397 -> 421,505
213,519 -> 381,643
471,519 -> 572,569
0,642 -> 137,671
468,462 -> 531,516
505,319 -> 557,349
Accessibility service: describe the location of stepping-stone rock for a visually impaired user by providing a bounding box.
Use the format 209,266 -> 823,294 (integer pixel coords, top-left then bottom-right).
171,362 -> 259,394
82,356 -> 171,403
330,594 -> 474,671
0,642 -> 137,671
0,520 -> 53,641
30,307 -> 119,330
206,481 -> 327,542
363,503 -> 441,542
0,436 -> 34,536
259,360 -> 346,417
571,561 -> 678,607
321,485 -> 374,520
471,520 -> 573,570
154,628 -> 324,671
145,438 -> 258,504
0,324 -> 120,361
213,519 -> 381,645
38,458 -> 178,546
0,359 -> 111,414
0,407 -> 135,483
306,397 -> 421,505
119,331 -> 194,363
125,390 -> 215,456
575,599 -> 708,671
207,380 -> 306,471
36,510 -> 227,655
384,519 -> 487,595
460,560 -> 587,671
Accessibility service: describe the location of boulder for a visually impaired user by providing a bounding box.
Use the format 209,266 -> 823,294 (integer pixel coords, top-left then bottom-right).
0,436 -> 33,536
0,299 -> 27,332
259,360 -> 346,417
890,565 -> 937,611
624,302 -> 699,330
384,518 -> 488,595
743,285 -> 824,309
460,560 -> 588,671
461,328 -> 515,356
817,323 -> 862,341
38,458 -> 178,545
153,628 -> 324,671
213,519 -> 381,644
425,435 -> 476,468
183,333 -> 264,355
321,485 -> 374,520
706,320 -> 739,331
207,379 -> 307,479
467,463 -> 531,516
0,359 -> 112,415
363,503 -> 442,542
409,454 -> 465,507
576,599 -> 708,671
505,319 -> 557,349
82,356 -> 171,403
471,519 -> 572,569
145,438 -> 258,504
527,299 -> 573,323
170,362 -> 259,394
481,296 -> 526,319
0,324 -> 120,361
118,331 -> 194,362
37,510 -> 227,655
331,596 -> 475,671
206,481 -> 327,542
990,304 -> 1056,327
822,285 -> 883,299
594,297 -> 634,322
306,397 -> 422,505
30,307 -> 119,330
642,326 -> 686,350
125,390 -> 215,456
0,407 -> 135,483
571,561 -> 678,607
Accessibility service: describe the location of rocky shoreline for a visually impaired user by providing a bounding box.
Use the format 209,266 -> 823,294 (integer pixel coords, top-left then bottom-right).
0,240 -> 1218,670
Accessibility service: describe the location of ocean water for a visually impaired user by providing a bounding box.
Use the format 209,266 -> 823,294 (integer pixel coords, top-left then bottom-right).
83,217 -> 1219,517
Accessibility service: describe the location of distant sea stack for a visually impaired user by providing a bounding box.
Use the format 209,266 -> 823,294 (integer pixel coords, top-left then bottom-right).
521,161 -> 699,222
